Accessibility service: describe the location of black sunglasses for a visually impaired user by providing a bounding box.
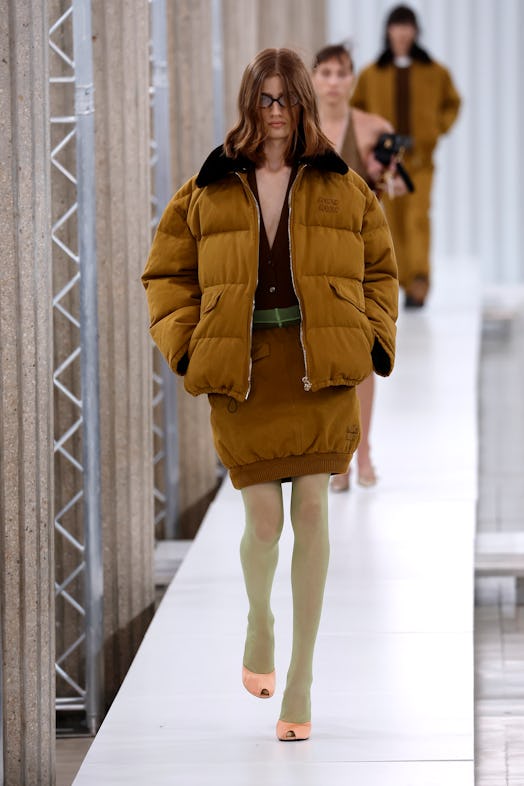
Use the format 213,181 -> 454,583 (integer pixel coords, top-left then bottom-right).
259,92 -> 299,109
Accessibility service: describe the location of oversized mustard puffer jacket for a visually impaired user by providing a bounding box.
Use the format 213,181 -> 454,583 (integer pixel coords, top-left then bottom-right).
142,146 -> 398,403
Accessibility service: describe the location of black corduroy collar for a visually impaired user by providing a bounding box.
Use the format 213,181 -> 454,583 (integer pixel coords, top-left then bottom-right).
196,145 -> 348,188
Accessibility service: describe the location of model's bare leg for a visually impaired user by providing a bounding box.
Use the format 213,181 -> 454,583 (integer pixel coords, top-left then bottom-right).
240,482 -> 284,676
329,467 -> 350,492
280,473 -> 330,724
356,373 -> 377,486
331,374 -> 376,492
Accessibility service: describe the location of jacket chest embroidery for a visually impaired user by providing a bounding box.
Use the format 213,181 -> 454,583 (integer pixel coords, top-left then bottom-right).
317,197 -> 340,214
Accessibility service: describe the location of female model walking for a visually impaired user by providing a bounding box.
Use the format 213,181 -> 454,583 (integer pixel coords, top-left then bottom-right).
312,42 -> 406,492
142,48 -> 398,741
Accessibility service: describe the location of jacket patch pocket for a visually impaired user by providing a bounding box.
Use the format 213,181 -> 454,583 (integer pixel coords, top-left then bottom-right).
200,286 -> 223,316
328,277 -> 365,313
328,276 -> 374,349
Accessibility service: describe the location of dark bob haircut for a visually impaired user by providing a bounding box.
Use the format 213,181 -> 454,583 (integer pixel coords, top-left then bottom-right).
377,4 -> 432,67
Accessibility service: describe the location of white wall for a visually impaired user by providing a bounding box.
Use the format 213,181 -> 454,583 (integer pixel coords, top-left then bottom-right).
327,0 -> 524,284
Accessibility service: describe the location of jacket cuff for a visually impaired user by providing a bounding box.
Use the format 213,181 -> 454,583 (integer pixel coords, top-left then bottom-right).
176,352 -> 190,376
371,337 -> 393,377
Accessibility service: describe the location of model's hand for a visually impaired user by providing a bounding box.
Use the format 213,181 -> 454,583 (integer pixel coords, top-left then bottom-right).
374,157 -> 409,198
365,151 -> 386,184
388,174 -> 408,197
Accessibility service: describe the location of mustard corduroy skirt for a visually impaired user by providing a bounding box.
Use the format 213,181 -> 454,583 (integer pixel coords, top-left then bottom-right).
208,325 -> 361,489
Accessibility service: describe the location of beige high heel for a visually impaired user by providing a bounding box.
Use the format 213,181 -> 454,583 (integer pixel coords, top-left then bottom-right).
276,720 -> 312,741
242,666 -> 275,699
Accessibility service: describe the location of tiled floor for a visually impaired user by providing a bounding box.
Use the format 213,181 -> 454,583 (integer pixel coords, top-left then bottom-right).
475,293 -> 524,786
56,738 -> 93,786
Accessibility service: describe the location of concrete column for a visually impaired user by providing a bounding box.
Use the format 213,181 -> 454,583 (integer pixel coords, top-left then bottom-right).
257,0 -> 326,66
222,0 -> 258,129
0,0 -> 55,783
167,0 -> 219,538
90,0 -> 155,703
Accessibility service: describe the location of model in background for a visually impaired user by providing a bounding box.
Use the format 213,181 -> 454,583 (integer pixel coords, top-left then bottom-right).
312,43 -> 403,491
143,48 -> 397,741
351,4 -> 461,307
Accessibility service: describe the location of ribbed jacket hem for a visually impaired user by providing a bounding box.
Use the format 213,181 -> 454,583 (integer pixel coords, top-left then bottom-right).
230,453 -> 350,490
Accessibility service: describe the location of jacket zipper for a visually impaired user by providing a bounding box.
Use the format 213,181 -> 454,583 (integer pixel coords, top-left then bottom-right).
236,172 -> 260,400
288,165 -> 312,391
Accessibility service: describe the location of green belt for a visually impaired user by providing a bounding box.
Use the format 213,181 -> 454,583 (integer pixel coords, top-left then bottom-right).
253,305 -> 301,328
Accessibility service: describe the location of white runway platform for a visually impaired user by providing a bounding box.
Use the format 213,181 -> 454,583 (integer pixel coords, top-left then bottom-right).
74,260 -> 479,785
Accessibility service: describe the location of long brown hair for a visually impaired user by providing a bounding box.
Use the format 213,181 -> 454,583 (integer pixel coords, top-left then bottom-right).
224,48 -> 333,165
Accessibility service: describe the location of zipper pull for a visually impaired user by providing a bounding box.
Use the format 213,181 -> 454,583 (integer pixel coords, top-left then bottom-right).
302,376 -> 312,392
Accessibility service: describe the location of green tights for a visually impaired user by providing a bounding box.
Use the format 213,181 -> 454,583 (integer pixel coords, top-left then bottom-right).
240,474 -> 330,723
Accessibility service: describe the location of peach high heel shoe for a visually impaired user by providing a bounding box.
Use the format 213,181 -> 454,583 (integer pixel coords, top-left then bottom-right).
329,470 -> 350,492
242,666 -> 275,699
276,720 -> 312,741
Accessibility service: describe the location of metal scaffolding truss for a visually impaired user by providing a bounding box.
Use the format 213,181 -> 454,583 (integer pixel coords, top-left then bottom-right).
49,0 -> 103,734
149,0 -> 179,539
